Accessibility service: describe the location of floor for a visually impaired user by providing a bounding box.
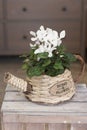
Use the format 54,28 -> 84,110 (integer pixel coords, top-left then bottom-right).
0,56 -> 87,130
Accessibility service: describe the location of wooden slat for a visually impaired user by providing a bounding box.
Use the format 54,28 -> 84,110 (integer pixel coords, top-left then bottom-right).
26,123 -> 45,130
4,92 -> 28,101
2,119 -> 87,130
2,84 -> 87,117
2,114 -> 87,124
3,123 -> 25,130
2,101 -> 87,114
72,92 -> 87,102
71,124 -> 87,130
75,84 -> 87,92
6,84 -> 19,91
2,84 -> 87,127
48,123 -> 68,130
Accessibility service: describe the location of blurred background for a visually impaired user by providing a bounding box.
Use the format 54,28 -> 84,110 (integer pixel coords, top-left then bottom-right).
0,0 -> 87,129
0,0 -> 87,58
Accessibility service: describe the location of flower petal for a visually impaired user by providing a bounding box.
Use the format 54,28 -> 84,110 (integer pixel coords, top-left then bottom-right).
60,30 -> 66,38
40,25 -> 45,31
34,49 -> 40,54
31,37 -> 37,41
48,52 -> 53,57
30,31 -> 36,36
30,43 -> 36,48
57,39 -> 62,46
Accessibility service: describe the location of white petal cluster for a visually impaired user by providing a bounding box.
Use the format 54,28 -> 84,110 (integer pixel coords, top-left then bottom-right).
30,25 -> 66,57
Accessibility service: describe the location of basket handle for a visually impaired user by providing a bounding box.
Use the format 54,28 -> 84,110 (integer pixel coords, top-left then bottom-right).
73,54 -> 85,83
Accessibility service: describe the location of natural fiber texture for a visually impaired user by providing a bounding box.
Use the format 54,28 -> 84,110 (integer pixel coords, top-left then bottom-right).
26,69 -> 75,104
74,55 -> 85,82
4,72 -> 27,92
4,55 -> 85,104
4,70 -> 75,104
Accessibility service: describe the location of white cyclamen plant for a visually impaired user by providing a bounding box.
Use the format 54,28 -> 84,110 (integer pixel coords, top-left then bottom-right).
22,25 -> 76,77
30,25 -> 65,58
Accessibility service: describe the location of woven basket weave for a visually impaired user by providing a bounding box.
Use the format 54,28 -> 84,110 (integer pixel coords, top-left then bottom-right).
4,55 -> 85,105
26,69 -> 75,104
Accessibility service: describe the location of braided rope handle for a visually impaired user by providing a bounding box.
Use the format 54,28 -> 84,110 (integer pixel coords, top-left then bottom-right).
74,54 -> 85,83
4,72 -> 27,92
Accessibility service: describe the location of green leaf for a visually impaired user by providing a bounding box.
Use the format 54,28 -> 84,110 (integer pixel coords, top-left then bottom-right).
62,62 -> 70,69
57,45 -> 66,54
22,64 -> 29,70
56,69 -> 65,75
45,67 -> 57,76
19,54 -> 28,58
23,59 -> 29,63
42,59 -> 51,67
65,53 -> 76,63
45,66 -> 64,76
27,66 -> 44,77
53,60 -> 64,70
37,52 -> 48,59
29,49 -> 36,60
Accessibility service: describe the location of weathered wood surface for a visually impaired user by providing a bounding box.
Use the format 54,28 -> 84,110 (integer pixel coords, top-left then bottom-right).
2,84 -> 87,116
1,84 -> 87,130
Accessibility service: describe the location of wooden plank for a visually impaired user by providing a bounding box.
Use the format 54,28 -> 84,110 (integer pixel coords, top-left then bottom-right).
48,123 -> 68,130
70,124 -> 87,130
2,83 -> 87,126
3,123 -> 25,130
76,84 -> 87,92
26,123 -> 45,130
2,101 -> 87,114
72,92 -> 87,102
5,84 -> 19,92
4,92 -> 28,101
2,114 -> 87,124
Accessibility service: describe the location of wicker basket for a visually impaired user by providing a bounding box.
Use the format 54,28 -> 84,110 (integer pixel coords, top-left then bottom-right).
4,55 -> 85,105
26,69 -> 75,104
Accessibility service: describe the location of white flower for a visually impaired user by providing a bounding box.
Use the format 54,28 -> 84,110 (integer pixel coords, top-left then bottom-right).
36,26 -> 47,42
53,30 -> 58,38
45,44 -> 56,57
31,37 -> 37,41
34,44 -> 45,54
57,39 -> 62,46
40,25 -> 45,31
60,55 -> 64,58
29,26 -> 66,58
34,42 -> 56,57
30,31 -> 36,37
30,43 -> 36,48
60,30 -> 66,39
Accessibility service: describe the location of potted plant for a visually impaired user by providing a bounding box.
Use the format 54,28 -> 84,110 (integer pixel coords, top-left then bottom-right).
22,25 -> 76,77
4,26 -> 85,104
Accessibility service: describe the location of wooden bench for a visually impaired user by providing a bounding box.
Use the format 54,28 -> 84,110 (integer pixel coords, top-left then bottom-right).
1,84 -> 87,130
